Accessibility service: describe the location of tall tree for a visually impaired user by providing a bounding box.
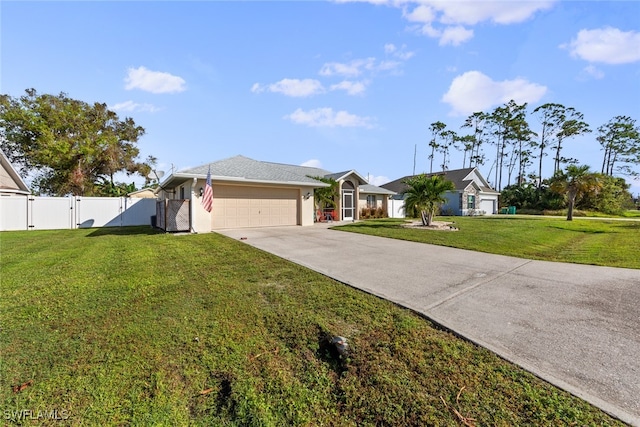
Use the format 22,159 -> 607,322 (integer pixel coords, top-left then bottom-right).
486,101 -> 528,191
0,89 -> 148,196
428,121 -> 446,173
485,106 -> 508,190
552,108 -> 591,173
438,129 -> 456,171
549,165 -> 601,221
461,111 -> 486,168
502,101 -> 533,187
401,174 -> 455,226
532,103 -> 565,188
458,134 -> 477,169
597,116 -> 640,176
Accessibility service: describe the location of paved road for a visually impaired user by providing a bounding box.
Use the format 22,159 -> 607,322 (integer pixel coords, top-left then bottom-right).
217,223 -> 640,426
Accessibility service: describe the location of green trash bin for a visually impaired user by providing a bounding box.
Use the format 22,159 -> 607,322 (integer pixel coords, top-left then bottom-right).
508,206 -> 516,215
500,207 -> 508,214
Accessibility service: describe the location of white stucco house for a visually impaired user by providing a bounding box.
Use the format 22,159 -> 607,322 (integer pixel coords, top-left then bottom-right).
0,149 -> 30,196
155,155 -> 393,232
380,167 -> 500,217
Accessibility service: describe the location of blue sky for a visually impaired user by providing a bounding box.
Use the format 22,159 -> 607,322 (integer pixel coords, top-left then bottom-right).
2,1 -> 639,194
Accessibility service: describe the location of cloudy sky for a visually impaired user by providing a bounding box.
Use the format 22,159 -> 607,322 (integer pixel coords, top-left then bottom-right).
2,1 -> 639,193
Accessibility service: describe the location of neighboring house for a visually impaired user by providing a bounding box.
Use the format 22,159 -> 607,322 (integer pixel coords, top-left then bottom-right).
0,149 -> 30,196
0,149 -> 31,231
127,188 -> 157,198
156,155 -> 390,232
381,167 -> 500,217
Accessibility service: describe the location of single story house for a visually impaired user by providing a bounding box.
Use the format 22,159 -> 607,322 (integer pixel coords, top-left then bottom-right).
156,155 -> 392,232
0,149 -> 31,231
381,167 -> 500,216
0,149 -> 30,196
127,188 -> 157,198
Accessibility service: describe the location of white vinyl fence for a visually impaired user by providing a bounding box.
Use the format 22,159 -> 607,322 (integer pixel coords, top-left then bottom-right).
388,196 -> 405,218
0,195 -> 156,231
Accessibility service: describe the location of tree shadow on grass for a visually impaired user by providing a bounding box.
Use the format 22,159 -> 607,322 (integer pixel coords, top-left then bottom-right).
86,226 -> 164,237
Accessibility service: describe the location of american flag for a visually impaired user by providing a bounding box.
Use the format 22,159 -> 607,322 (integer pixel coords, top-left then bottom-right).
201,167 -> 213,213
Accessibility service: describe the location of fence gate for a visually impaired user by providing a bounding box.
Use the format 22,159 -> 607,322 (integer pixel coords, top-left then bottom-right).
156,200 -> 190,232
30,196 -> 74,230
76,197 -> 123,228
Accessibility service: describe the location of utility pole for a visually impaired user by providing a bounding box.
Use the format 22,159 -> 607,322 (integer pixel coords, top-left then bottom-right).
413,144 -> 417,175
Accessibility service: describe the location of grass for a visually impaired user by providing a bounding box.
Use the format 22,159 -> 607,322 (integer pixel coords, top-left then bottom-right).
334,216 -> 640,269
518,209 -> 640,219
0,226 -> 628,426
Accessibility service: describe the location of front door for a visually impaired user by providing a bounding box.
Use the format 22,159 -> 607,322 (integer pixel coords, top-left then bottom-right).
342,190 -> 354,221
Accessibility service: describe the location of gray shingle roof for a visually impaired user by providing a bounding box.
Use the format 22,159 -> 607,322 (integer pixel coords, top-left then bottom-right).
359,184 -> 396,195
381,167 -> 483,193
180,155 -> 332,185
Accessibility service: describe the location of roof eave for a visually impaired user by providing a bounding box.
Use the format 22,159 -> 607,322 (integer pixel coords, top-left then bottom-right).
0,188 -> 31,195
160,173 -> 330,189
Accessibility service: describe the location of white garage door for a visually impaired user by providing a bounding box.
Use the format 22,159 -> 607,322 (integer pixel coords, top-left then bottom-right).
212,185 -> 298,229
480,198 -> 496,215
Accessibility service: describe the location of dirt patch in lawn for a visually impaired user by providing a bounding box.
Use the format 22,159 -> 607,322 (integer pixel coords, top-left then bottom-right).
401,220 -> 459,231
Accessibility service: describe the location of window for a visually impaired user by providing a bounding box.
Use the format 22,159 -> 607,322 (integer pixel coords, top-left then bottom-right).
366,195 -> 377,208
467,194 -> 475,209
180,186 -> 185,199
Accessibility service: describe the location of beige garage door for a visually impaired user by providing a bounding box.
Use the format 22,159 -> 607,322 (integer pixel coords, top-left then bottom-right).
212,185 -> 299,229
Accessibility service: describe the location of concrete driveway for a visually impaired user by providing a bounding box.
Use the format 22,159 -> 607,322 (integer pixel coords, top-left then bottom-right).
216,223 -> 640,426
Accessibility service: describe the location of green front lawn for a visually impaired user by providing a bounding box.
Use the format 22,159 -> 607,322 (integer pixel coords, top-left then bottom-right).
0,227 -> 626,425
335,216 -> 640,269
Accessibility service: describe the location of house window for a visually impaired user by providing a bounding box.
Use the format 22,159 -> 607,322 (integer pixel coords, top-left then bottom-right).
467,194 -> 475,209
366,195 -> 377,208
180,186 -> 185,199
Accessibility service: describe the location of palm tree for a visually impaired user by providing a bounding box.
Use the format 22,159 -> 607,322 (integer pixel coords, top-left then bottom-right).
309,176 -> 338,211
550,165 -> 601,221
401,174 -> 455,226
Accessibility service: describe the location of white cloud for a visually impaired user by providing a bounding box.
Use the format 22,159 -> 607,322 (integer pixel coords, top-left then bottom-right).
441,71 -> 547,116
252,78 -> 325,97
401,1 -> 555,45
319,54 -> 409,78
124,66 -> 186,94
333,0 -> 388,4
384,43 -> 397,54
580,65 -> 605,80
319,58 -> 376,77
563,27 -> 640,64
403,5 -> 436,24
284,108 -> 374,128
367,175 -> 390,186
394,49 -> 415,61
433,1 -> 555,26
109,100 -> 161,113
330,80 -> 368,96
301,159 -> 323,168
439,26 -> 474,46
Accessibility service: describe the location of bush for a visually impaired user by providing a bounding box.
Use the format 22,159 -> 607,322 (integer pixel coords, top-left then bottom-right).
360,206 -> 388,219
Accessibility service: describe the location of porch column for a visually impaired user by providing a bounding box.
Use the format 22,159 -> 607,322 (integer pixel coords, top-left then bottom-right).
336,180 -> 343,221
